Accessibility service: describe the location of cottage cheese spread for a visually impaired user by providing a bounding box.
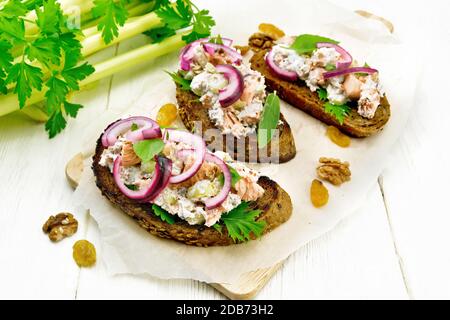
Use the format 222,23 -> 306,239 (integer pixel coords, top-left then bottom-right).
269,42 -> 384,119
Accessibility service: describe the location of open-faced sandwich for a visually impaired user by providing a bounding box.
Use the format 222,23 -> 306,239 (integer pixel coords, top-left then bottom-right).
93,116 -> 292,246
169,36 -> 297,163
249,30 -> 390,137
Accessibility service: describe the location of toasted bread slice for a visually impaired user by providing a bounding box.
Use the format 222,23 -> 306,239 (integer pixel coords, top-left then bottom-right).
176,85 -> 297,163
248,33 -> 391,138
92,134 -> 293,247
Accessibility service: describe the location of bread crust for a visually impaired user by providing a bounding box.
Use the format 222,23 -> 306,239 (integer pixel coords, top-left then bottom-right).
248,33 -> 391,137
176,85 -> 297,163
92,133 -> 293,247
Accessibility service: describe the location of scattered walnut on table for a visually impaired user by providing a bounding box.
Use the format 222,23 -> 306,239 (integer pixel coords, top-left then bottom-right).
42,213 -> 78,242
316,157 -> 351,186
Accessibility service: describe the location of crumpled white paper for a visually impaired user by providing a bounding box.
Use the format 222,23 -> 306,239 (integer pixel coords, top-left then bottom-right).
72,0 -> 419,284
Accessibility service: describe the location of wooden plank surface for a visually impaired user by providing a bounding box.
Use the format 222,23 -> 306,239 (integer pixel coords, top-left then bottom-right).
0,0 -> 449,299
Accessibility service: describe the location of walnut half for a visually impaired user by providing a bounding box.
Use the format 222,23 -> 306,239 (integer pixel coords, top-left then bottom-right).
317,157 -> 351,186
42,213 -> 78,242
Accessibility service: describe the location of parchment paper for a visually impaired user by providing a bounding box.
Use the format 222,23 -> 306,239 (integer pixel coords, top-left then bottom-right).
72,0 -> 420,284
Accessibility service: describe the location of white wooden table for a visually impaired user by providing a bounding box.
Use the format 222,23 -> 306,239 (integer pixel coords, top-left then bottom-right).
1,0 -> 449,299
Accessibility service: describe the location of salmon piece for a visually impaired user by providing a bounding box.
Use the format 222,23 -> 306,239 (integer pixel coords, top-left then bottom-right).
121,141 -> 141,167
343,74 -> 362,100
171,156 -> 220,189
234,176 -> 265,201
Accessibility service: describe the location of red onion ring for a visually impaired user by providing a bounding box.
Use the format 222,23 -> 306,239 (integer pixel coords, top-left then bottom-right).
202,43 -> 242,65
265,48 -> 298,81
323,66 -> 378,79
316,42 -> 353,70
113,155 -> 162,200
101,116 -> 161,147
178,150 -> 231,210
146,156 -> 173,202
164,129 -> 206,184
179,38 -> 235,71
215,64 -> 244,107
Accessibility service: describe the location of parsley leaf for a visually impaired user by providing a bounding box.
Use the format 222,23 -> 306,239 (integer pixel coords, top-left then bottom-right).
166,71 -> 191,91
258,92 -> 280,148
208,34 -> 223,45
125,183 -> 138,191
152,204 -> 175,224
0,40 -> 13,69
92,0 -> 128,44
317,88 -> 328,101
63,101 -> 82,118
27,37 -> 60,66
133,139 -> 165,163
183,8 -> 214,43
61,62 -> 95,90
35,0 -> 62,35
59,32 -> 82,69
1,0 -> 28,18
218,165 -> 241,186
290,34 -> 339,55
156,0 -> 192,30
324,102 -> 351,125
144,26 -> 176,43
130,123 -> 139,131
6,61 -> 43,108
212,223 -> 223,234
220,202 -> 266,242
45,75 -> 68,114
45,110 -> 66,138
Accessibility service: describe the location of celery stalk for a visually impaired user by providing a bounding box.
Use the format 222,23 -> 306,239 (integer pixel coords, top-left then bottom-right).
81,11 -> 163,57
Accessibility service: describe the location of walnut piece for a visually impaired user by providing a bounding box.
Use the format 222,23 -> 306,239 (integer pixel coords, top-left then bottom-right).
42,213 -> 78,242
317,157 -> 351,186
234,45 -> 250,56
248,33 -> 274,52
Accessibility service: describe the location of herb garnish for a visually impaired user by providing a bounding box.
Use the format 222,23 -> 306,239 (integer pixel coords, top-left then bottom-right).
154,0 -> 215,43
133,139 -> 165,163
324,102 -> 351,125
218,165 -> 241,186
290,34 -> 339,55
152,204 -> 175,224
258,92 -> 280,148
166,71 -> 192,91
219,202 -> 266,242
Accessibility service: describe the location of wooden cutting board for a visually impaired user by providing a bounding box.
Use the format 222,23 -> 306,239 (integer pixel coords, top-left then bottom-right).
65,11 -> 393,299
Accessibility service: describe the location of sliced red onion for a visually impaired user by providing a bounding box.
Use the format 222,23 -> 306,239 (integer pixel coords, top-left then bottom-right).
146,156 -> 173,202
164,129 -> 206,184
316,42 -> 353,70
178,150 -> 231,210
179,38 -> 234,71
126,119 -> 161,142
265,48 -> 298,81
102,116 -> 161,147
215,64 -> 244,107
202,43 -> 242,65
113,155 -> 161,200
323,66 -> 378,79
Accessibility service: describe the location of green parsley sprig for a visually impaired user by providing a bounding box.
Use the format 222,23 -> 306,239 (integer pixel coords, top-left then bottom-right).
219,202 -> 266,243
0,0 -> 95,138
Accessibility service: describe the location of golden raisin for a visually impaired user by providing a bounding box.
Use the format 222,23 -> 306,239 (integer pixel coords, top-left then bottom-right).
258,23 -> 285,40
156,103 -> 178,127
326,126 -> 351,148
73,240 -> 96,267
310,179 -> 329,208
